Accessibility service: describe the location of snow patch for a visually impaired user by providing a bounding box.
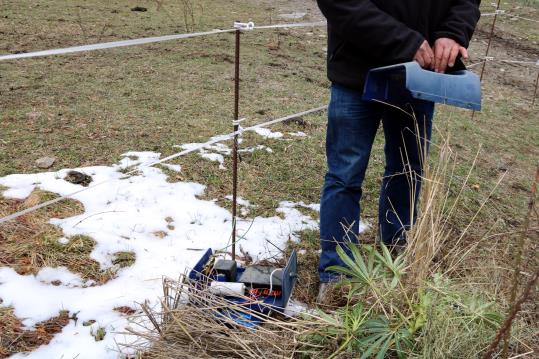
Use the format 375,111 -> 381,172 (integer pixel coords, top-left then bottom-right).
161,163 -> 182,172
36,267 -> 84,288
179,139 -> 232,170
253,127 -> 284,139
224,195 -> 252,216
280,200 -> 320,213
288,131 -> 307,137
239,145 -> 273,153
117,151 -> 161,169
0,153 -> 322,358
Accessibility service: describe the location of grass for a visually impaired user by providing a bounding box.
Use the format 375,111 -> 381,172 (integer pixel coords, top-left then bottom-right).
0,307 -> 70,358
0,0 -> 538,357
0,0 -> 536,226
482,1 -> 539,42
112,251 -> 136,268
0,189 -> 127,283
130,130 -> 536,358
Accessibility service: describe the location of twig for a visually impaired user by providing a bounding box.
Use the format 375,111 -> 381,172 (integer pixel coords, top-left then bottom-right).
501,165 -> 539,358
482,267 -> 539,359
72,210 -> 124,227
76,9 -> 88,42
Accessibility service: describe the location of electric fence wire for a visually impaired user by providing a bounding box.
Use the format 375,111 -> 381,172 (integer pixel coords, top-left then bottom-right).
0,8 -> 534,62
471,57 -> 538,67
500,59 -> 539,66
1,15 -> 535,67
0,21 -> 326,61
0,13 -> 536,220
466,60 -> 487,69
507,14 -> 539,23
0,106 -> 328,225
482,10 -> 539,23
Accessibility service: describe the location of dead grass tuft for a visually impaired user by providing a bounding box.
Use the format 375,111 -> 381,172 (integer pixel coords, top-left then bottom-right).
112,251 -> 137,268
0,189 -> 114,283
0,307 -> 70,358
123,276 -> 326,359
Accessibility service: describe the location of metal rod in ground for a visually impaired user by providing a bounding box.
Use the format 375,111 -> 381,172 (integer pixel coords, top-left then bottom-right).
532,70 -> 539,106
479,0 -> 501,82
231,28 -> 241,261
472,0 -> 502,120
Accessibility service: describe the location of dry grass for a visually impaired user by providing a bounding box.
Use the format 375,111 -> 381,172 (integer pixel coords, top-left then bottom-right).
0,188 -> 137,357
0,307 -> 70,358
118,127 -> 536,358
123,276 -> 326,359
0,0 -> 538,357
0,189 -> 115,283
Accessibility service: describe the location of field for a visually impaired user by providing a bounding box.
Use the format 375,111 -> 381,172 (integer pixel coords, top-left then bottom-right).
0,0 -> 538,358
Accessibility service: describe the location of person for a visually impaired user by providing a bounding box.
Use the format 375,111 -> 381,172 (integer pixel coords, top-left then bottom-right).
315,0 -> 481,300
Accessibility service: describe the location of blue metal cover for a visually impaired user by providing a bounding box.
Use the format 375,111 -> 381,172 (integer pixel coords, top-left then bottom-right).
188,249 -> 298,311
363,61 -> 481,111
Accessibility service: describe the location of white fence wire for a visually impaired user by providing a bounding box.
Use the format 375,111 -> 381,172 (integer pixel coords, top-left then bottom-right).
0,106 -> 328,224
0,21 -> 326,61
0,9 -> 537,222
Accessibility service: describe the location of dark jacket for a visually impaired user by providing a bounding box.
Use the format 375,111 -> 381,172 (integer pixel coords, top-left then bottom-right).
317,0 -> 481,90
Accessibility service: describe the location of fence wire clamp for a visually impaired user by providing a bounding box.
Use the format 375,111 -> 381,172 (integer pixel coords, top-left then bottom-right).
233,118 -> 247,126
482,10 -> 505,16
234,22 -> 255,31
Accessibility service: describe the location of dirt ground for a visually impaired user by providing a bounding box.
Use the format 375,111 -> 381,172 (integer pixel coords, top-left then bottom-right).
0,0 -> 538,357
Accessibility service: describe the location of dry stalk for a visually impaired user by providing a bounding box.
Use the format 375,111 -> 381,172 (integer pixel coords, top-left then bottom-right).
501,165 -> 539,358
482,267 -> 539,359
405,133 -> 454,285
75,9 -> 88,42
122,275 -> 327,358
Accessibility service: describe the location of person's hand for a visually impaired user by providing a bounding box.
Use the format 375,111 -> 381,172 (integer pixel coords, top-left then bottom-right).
413,40 -> 435,69
433,38 -> 468,73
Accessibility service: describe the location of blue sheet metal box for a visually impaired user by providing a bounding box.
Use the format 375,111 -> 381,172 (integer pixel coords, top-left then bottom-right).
363,61 -> 481,111
188,249 -> 298,313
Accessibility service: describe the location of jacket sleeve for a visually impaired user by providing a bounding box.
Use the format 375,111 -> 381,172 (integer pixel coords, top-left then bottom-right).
434,0 -> 481,47
316,0 -> 425,63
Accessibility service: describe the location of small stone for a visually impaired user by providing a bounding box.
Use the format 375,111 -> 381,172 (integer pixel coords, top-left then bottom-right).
35,156 -> 56,169
131,6 -> 147,12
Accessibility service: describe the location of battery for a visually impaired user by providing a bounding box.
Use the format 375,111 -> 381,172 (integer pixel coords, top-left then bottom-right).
213,259 -> 237,282
239,266 -> 282,290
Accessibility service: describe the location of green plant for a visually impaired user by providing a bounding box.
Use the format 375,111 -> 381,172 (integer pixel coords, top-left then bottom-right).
112,251 -> 136,268
327,244 -> 405,301
91,327 -> 106,341
357,315 -> 414,359
303,243 -> 506,358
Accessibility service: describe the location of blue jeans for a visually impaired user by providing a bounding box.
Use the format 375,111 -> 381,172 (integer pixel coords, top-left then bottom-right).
319,84 -> 434,282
